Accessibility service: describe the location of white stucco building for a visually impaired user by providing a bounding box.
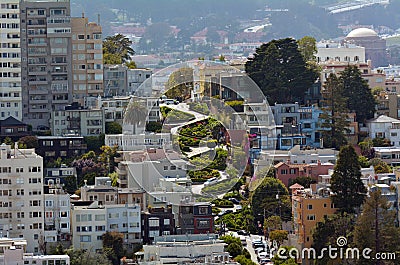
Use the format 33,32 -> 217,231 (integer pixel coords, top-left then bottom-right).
0,0 -> 22,121
44,181 -> 71,245
366,115 -> 400,146
70,201 -> 141,252
105,133 -> 172,151
140,234 -> 227,264
316,41 -> 365,64
0,238 -> 70,265
0,144 -> 43,253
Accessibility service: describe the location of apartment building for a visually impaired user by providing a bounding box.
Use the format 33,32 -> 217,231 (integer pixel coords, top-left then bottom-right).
36,135 -> 87,161
103,65 -> 152,97
79,177 -> 147,211
50,103 -> 105,136
274,160 -> 334,187
0,144 -> 43,254
43,181 -> 71,250
70,201 -> 141,252
0,0 -> 22,121
0,238 -> 69,265
20,0 -> 73,131
71,16 -> 103,105
291,184 -> 336,249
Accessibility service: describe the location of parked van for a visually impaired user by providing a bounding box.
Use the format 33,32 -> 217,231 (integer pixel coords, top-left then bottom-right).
204,177 -> 218,186
164,98 -> 178,105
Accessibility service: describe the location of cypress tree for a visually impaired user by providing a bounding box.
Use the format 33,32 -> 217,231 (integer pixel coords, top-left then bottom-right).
330,144 -> 367,213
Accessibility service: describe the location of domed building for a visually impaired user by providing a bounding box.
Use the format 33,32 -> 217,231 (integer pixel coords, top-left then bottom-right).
345,27 -> 388,68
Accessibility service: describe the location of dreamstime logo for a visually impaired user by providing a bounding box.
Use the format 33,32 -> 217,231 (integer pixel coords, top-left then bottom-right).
277,237 -> 397,261
336,236 -> 347,247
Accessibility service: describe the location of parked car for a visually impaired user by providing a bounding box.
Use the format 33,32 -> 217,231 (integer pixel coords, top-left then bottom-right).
228,198 -> 240,204
164,98 -> 178,105
237,230 -> 249,236
239,235 -> 247,246
204,177 -> 218,186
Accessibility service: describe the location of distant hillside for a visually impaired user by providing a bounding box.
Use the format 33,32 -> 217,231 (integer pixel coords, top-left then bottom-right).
71,0 -> 400,40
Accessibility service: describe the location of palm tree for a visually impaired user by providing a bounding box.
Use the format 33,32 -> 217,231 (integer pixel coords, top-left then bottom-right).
103,33 -> 135,64
123,99 -> 147,134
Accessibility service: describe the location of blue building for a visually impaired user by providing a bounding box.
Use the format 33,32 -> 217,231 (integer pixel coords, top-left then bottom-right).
299,105 -> 325,148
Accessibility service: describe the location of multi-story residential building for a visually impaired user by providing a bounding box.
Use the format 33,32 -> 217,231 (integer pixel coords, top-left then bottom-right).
274,160 -> 334,187
141,206 -> 175,244
70,200 -> 142,252
291,184 -> 336,249
79,177 -> 147,211
0,116 -> 30,141
43,180 -> 71,250
20,0 -> 72,131
373,146 -> 400,167
316,40 -> 365,64
36,135 -> 87,161
106,204 -> 142,249
0,238 -> 70,265
366,115 -> 400,146
319,59 -> 386,91
103,65 -> 152,97
299,105 -> 324,148
44,166 -> 77,194
0,0 -> 22,121
70,200 -> 106,252
0,144 -> 43,253
71,16 -> 103,105
80,178 -> 117,206
50,103 -> 105,136
127,68 -> 152,95
141,234 -> 227,264
96,95 -> 160,126
177,202 -> 214,235
105,133 -> 172,151
271,103 -> 307,150
255,145 -> 338,169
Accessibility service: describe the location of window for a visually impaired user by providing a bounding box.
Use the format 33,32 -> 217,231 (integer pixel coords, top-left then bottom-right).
307,204 -> 313,210
94,214 -> 106,221
164,219 -> 170,225
149,218 -> 159,227
280,169 -> 287,175
80,235 -> 91,242
307,215 -> 315,221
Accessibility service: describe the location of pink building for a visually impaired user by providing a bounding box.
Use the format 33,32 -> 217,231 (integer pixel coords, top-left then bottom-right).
274,160 -> 334,187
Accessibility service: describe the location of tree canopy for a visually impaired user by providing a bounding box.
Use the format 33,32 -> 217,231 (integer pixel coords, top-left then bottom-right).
330,145 -> 367,213
340,65 -> 376,124
319,73 -> 350,149
245,38 -> 318,104
165,67 -> 194,100
354,189 -> 400,264
250,177 -> 291,221
297,36 -> 317,62
103,33 -> 135,64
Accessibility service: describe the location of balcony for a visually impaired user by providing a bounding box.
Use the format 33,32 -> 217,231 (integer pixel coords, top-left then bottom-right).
116,167 -> 127,176
29,99 -> 48,104
117,179 -> 128,186
28,80 -> 48,86
70,144 -> 87,149
29,107 -> 49,113
29,88 -> 48,95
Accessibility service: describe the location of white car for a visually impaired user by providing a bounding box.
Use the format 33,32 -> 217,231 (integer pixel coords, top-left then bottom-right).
204,177 -> 218,186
